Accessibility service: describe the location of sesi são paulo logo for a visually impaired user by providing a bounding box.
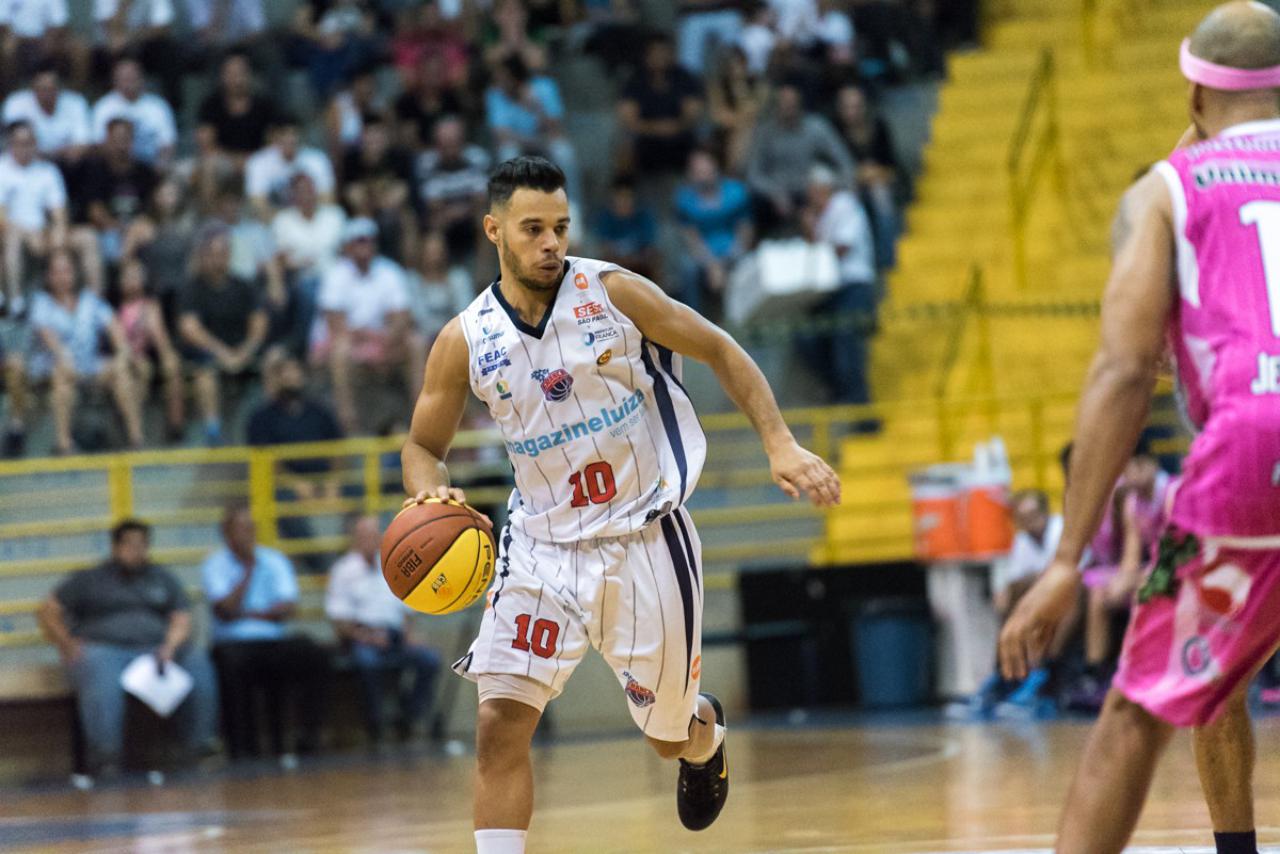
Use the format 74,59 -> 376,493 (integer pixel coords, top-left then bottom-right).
531,368 -> 574,402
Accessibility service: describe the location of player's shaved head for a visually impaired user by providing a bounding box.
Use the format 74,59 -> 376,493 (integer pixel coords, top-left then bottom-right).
1189,1 -> 1280,70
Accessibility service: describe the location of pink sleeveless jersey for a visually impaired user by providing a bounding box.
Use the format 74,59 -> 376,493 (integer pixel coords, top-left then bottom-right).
1157,119 -> 1280,538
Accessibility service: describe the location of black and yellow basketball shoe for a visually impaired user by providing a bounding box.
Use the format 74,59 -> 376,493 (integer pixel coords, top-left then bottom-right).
677,692 -> 728,831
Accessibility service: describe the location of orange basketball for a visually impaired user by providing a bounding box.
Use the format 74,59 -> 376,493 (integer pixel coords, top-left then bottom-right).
381,499 -> 497,615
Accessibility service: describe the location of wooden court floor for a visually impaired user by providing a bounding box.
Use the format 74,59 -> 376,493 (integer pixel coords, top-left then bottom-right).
4,719 -> 1280,853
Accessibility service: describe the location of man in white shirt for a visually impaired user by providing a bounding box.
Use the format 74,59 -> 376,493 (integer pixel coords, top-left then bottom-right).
93,0 -> 181,112
1,61 -> 90,163
273,172 -> 346,287
312,218 -> 424,432
184,0 -> 265,49
997,490 -> 1065,615
1,0 -> 80,81
91,56 -> 176,169
326,515 -> 440,745
245,116 -> 335,222
0,120 -> 67,316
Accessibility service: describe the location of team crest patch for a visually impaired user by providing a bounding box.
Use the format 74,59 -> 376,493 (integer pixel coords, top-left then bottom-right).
623,671 -> 656,708
496,379 -> 512,400
596,349 -> 613,366
531,368 -> 574,402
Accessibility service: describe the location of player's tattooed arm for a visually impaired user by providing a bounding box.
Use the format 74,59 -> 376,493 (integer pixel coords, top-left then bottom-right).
602,270 -> 841,507
402,316 -> 473,507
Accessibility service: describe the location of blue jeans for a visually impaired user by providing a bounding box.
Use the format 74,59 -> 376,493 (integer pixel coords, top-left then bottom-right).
794,284 -> 879,405
68,642 -> 219,771
349,634 -> 440,740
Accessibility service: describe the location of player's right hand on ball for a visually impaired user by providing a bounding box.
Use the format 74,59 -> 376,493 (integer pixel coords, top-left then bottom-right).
404,485 -> 470,508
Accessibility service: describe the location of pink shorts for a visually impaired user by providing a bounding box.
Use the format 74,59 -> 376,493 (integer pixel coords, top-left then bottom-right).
1082,565 -> 1119,590
1113,527 -> 1280,727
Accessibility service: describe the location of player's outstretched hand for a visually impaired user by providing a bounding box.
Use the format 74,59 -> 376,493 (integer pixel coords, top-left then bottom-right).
998,559 -> 1080,680
769,442 -> 841,507
403,486 -> 494,528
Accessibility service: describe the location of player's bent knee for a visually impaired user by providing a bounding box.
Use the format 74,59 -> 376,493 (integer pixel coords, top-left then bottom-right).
645,735 -> 688,760
1099,690 -> 1174,743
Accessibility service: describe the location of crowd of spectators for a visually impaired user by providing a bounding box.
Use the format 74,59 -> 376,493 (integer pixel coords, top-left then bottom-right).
0,0 -> 966,458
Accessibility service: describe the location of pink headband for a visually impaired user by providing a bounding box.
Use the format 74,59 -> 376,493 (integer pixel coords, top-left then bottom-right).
1181,38 -> 1280,90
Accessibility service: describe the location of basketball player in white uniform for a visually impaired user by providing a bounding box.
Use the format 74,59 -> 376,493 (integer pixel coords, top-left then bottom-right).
401,156 -> 841,854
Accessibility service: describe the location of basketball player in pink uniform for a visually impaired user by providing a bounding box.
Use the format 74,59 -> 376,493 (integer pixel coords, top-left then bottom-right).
1001,3 -> 1280,852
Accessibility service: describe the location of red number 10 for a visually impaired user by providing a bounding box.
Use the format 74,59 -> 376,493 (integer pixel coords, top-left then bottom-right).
512,614 -> 559,658
568,462 -> 617,508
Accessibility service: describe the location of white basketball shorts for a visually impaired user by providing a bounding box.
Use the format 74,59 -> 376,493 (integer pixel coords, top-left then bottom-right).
453,507 -> 704,743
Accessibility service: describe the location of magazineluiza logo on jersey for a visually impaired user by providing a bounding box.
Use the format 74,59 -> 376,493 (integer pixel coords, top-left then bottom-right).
477,347 -> 510,376
574,302 -> 606,325
532,368 -> 574,402
505,389 -> 647,458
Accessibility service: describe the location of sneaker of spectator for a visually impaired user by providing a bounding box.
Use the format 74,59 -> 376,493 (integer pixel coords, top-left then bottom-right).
414,116 -> 489,266
1,0 -> 88,85
485,54 -> 581,204
676,0 -> 746,76
91,57 -> 176,171
25,249 -> 143,452
118,258 -> 185,442
393,52 -> 467,151
290,0 -> 381,100
832,84 -> 903,270
746,82 -> 855,236
246,115 -> 336,223
616,33 -> 704,178
707,47 -> 768,175
674,148 -> 754,317
592,176 -> 659,281
69,117 -> 157,289
195,51 -> 279,179
311,217 -> 425,434
993,667 -> 1058,721
341,116 -> 416,264
177,224 -> 269,446
91,0 -> 182,111
0,120 -> 71,317
324,64 -> 387,164
1,60 -> 90,166
406,230 -> 473,348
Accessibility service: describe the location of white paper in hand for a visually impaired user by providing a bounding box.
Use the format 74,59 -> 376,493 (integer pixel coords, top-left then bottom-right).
120,654 -> 193,718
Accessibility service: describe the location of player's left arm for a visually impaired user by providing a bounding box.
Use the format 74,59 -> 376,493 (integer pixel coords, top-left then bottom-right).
999,169 -> 1175,679
602,270 -> 840,507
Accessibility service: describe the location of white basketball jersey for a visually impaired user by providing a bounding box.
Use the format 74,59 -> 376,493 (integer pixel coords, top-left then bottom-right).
458,257 -> 706,543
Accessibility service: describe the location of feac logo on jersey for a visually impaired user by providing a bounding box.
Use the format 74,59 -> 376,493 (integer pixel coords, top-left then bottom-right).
477,348 -> 510,376
574,302 -> 606,324
531,368 -> 574,402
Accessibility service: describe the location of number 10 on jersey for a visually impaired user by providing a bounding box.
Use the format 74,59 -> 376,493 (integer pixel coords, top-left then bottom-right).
568,462 -> 617,507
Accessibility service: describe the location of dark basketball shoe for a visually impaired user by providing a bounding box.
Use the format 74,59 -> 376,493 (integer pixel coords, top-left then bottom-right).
677,692 -> 728,831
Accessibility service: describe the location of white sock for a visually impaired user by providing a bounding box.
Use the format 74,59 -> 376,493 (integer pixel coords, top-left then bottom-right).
475,829 -> 527,854
684,722 -> 726,765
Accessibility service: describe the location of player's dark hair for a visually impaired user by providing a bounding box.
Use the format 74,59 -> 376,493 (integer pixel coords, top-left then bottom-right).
32,59 -> 60,79
111,518 -> 151,545
488,156 -> 566,208
5,119 -> 32,138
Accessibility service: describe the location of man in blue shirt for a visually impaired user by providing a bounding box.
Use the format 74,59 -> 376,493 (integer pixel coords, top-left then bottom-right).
485,54 -> 580,202
674,148 -> 754,316
202,502 -> 330,760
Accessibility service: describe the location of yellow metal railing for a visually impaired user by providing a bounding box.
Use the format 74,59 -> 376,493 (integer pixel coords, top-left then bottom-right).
1007,47 -> 1067,290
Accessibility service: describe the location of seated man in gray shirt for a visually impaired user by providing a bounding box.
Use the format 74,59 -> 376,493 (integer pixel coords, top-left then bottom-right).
37,519 -> 219,779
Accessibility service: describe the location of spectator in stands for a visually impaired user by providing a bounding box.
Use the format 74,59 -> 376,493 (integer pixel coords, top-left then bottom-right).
796,164 -> 877,409
118,259 -> 185,442
185,0 -> 267,54
177,225 -> 268,446
592,176 -> 659,281
202,502 -> 330,761
746,82 -> 855,234
1,0 -> 83,83
341,116 -> 416,264
482,0 -> 549,73
75,118 -> 157,289
415,116 -> 489,265
131,178 -> 197,320
0,120 -> 69,316
327,514 -> 440,746
274,172 -> 347,341
707,47 -> 767,174
674,148 -> 753,316
312,217 -> 424,434
246,353 -> 344,557
1,61 -> 90,165
37,519 -> 220,779
485,54 -> 581,203
676,0 -> 744,75
406,230 -> 472,346
393,52 -> 466,151
91,57 -> 176,170
324,65 -> 387,163
246,115 -> 336,223
289,0 -> 380,99
196,52 -> 279,167
27,249 -> 143,452
2,340 -> 27,456
91,0 -> 182,111
616,33 -> 704,176
832,84 -> 903,269
950,490 -> 1067,720
389,3 -> 469,96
